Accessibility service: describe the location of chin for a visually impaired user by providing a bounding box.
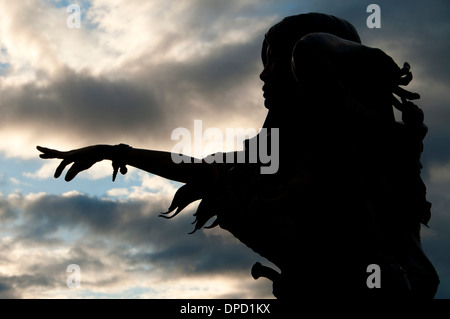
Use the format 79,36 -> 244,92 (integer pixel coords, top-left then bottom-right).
263,98 -> 273,109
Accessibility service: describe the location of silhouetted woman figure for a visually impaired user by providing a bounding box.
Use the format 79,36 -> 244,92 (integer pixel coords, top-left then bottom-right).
38,13 -> 439,300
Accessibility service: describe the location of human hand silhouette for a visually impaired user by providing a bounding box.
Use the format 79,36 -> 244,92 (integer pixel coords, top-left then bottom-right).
37,145 -> 129,182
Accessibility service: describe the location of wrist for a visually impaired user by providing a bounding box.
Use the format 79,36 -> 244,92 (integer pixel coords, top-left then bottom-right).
102,144 -> 132,162
113,143 -> 132,164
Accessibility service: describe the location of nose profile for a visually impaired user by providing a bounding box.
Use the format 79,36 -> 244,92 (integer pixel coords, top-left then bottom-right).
260,67 -> 268,82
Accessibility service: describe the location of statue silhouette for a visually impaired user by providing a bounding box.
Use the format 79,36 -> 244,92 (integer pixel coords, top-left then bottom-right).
37,13 -> 439,300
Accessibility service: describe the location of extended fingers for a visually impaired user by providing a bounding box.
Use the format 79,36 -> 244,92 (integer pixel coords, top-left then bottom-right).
65,161 -> 95,182
55,159 -> 72,178
37,145 -> 93,181
37,146 -> 66,159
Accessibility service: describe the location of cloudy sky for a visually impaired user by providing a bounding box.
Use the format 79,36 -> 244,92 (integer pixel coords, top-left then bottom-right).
0,0 -> 448,299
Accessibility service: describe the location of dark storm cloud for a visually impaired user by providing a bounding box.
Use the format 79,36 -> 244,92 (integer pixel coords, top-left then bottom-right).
131,230 -> 258,275
0,273 -> 64,298
15,193 -> 265,277
0,232 -> 123,297
16,193 -> 169,244
0,0 -> 278,157
0,68 -> 162,143
170,41 -> 261,98
128,37 -> 264,121
0,277 -> 23,298
0,34 -> 265,152
0,198 -> 17,222
0,190 -> 273,297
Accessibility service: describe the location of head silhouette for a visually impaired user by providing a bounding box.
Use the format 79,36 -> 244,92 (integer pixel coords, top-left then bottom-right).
260,13 -> 361,111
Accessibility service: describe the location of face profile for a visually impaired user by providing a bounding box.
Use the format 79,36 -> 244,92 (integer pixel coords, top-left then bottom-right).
260,42 -> 299,110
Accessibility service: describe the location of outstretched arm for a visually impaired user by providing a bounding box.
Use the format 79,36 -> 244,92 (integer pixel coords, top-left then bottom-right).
121,147 -> 216,183
37,144 -> 218,184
